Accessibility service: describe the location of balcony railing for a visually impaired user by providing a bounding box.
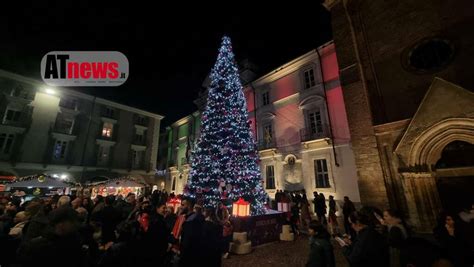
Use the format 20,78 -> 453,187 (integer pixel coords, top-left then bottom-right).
132,136 -> 147,146
299,124 -> 330,142
59,99 -> 78,111
134,116 -> 149,126
257,139 -> 277,150
53,125 -> 74,135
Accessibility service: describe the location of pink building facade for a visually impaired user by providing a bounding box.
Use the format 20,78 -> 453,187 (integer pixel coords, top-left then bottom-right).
245,41 -> 360,203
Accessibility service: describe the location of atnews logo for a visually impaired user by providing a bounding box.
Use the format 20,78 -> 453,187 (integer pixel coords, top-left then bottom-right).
41,51 -> 129,87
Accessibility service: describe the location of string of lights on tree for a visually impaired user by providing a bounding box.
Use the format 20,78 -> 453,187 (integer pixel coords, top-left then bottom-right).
184,36 -> 268,215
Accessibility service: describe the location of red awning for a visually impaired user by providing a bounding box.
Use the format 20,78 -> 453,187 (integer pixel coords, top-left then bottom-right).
0,176 -> 16,181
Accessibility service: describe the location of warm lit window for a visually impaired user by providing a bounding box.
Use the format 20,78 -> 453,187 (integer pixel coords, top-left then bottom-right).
102,122 -> 113,138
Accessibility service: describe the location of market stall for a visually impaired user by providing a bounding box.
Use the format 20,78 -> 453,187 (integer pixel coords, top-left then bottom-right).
87,177 -> 147,199
5,174 -> 78,198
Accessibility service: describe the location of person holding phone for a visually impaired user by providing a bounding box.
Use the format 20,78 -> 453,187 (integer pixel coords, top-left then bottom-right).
342,211 -> 389,267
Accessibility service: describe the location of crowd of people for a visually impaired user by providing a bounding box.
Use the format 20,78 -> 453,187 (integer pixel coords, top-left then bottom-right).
0,190 -> 233,267
0,188 -> 473,267
274,190 -> 474,267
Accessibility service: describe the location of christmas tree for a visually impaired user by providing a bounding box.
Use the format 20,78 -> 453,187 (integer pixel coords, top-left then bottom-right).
185,36 -> 267,215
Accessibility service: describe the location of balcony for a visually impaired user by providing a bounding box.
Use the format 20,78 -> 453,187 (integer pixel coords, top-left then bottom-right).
257,139 -> 277,150
299,124 -> 330,142
132,136 -> 147,146
52,121 -> 75,135
59,98 -> 78,111
134,116 -> 149,127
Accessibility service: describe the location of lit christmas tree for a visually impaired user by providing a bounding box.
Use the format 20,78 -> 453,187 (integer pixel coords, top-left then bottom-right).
185,36 -> 267,215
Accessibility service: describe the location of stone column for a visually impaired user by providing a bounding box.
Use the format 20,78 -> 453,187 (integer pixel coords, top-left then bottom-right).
400,172 -> 441,232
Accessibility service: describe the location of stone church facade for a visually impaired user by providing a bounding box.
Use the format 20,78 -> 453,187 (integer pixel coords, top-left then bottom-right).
327,0 -> 474,230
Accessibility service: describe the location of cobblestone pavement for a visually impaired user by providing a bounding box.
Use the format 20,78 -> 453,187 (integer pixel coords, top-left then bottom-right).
222,235 -> 349,267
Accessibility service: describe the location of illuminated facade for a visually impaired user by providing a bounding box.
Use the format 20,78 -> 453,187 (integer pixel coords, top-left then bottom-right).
0,70 -> 164,185
162,41 -> 361,205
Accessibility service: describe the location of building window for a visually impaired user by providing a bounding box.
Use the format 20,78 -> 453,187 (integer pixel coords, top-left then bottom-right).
172,177 -> 176,191
10,86 -> 31,99
132,150 -> 143,168
265,165 -> 275,189
53,140 -> 68,159
0,134 -> 15,154
263,124 -> 273,143
98,146 -> 110,164
308,110 -> 323,134
314,159 -> 330,188
134,128 -> 145,144
102,106 -> 115,118
55,116 -> 74,134
406,38 -> 454,73
262,91 -> 270,106
304,68 -> 316,89
59,98 -> 78,110
102,122 -> 113,138
135,132 -> 144,143
135,115 -> 147,125
4,109 -> 21,123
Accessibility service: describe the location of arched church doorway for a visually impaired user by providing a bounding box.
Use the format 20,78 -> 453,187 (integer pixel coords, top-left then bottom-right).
435,141 -> 474,213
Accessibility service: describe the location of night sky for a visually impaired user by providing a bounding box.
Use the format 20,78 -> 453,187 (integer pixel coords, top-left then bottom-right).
0,2 -> 332,126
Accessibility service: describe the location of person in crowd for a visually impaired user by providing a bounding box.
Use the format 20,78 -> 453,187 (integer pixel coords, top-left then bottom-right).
342,211 -> 389,267
92,195 -> 105,215
140,201 -> 170,266
202,206 -> 224,266
71,197 -> 82,210
342,196 -> 356,235
98,195 -> 121,244
300,194 -> 312,231
150,190 -> 160,207
458,203 -> 474,223
376,209 -> 410,267
76,207 -> 89,226
136,200 -> 152,233
18,206 -> 87,267
290,201 -> 300,236
0,200 -> 18,236
22,200 -> 49,242
8,211 -> 30,238
97,221 -> 137,267
165,206 -> 178,230
312,191 -> 319,215
316,193 -> 327,224
179,197 -> 205,267
433,212 -> 472,267
221,214 -> 233,259
81,197 -> 93,215
306,220 -> 335,267
327,195 -> 339,236
57,195 -> 71,207
122,193 -> 136,220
